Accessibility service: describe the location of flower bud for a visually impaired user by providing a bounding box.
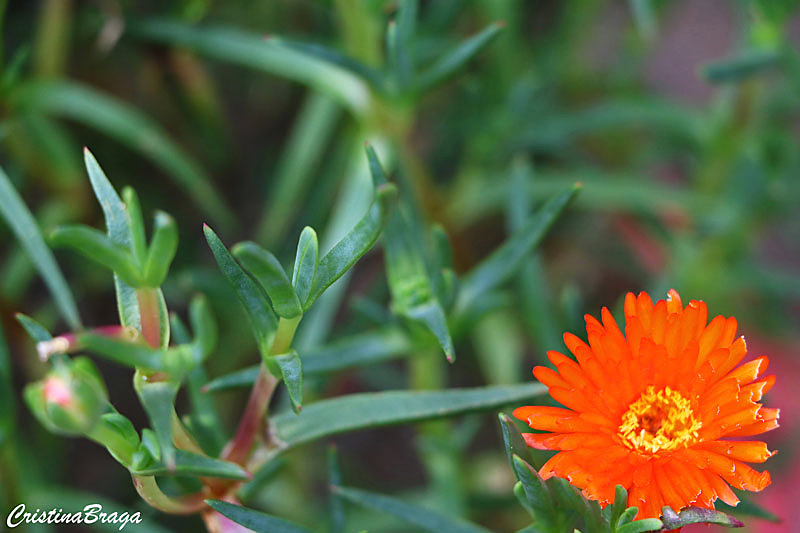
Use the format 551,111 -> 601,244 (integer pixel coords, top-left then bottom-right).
24,357 -> 108,436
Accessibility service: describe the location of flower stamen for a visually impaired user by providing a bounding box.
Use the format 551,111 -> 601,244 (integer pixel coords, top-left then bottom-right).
619,386 -> 701,454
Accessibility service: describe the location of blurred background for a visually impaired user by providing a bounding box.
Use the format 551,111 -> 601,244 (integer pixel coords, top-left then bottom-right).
0,0 -> 798,531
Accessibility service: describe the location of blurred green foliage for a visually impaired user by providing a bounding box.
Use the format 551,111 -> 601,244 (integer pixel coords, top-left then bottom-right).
1,1 -> 797,531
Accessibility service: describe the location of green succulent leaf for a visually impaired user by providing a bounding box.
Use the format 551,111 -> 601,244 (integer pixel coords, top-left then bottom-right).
306,183 -> 397,306
292,226 -> 318,306
0,166 -> 82,329
512,455 -> 553,512
143,211 -> 179,287
15,313 -> 53,343
122,186 -> 148,266
188,294 -> 217,362
49,224 -> 142,287
132,450 -> 249,480
273,350 -> 303,413
456,184 -> 580,313
272,383 -> 546,449
204,224 -> 278,357
416,21 -> 505,92
134,371 -> 179,471
78,333 -> 165,370
332,485 -> 492,533
233,241 -> 302,318
205,500 -> 312,533
614,518 -> 663,533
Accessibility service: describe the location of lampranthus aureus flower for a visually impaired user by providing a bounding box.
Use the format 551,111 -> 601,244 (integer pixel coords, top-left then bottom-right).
513,290 -> 779,520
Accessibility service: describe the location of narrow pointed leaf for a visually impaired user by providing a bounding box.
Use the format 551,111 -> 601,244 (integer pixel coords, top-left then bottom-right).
498,413 -> 532,468
129,19 -> 370,115
204,225 -> 278,356
292,226 -> 318,306
456,184 -> 579,312
49,225 -> 141,286
132,449 -> 249,480
306,183 -> 397,306
16,313 -> 53,342
274,350 -> 303,413
512,455 -> 552,511
206,500 -> 312,533
272,383 -> 546,448
702,50 -> 782,83
14,81 -> 234,226
83,149 -> 140,329
615,518 -> 663,533
134,373 -> 179,471
143,211 -> 179,287
79,334 -> 165,370
405,300 -> 455,362
0,167 -> 81,329
660,506 -> 744,529
416,22 -> 504,92
234,241 -> 302,318
122,187 -> 148,266
332,485 -> 492,533
189,294 -> 217,362
610,485 -> 628,528
616,507 -> 639,526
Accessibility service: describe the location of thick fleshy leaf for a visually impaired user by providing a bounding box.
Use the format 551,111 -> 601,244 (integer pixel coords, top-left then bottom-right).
405,300 -> 455,362
129,19 -> 370,115
14,81 -> 234,226
498,413 -> 532,470
615,518 -> 663,533
143,211 -> 179,287
456,184 -> 580,312
134,372 -> 179,471
609,485 -> 628,529
332,485 -> 492,533
416,22 -> 504,92
233,241 -> 302,318
0,167 -> 82,329
122,187 -> 148,266
274,350 -> 303,413
83,149 -> 141,329
79,333 -> 165,370
306,183 -> 397,306
512,455 -> 552,512
49,225 -> 142,286
132,450 -> 249,480
292,226 -> 318,306
660,506 -> 743,529
272,383 -> 546,448
204,224 -> 278,356
702,50 -> 782,83
205,500 -> 312,533
15,313 -> 53,342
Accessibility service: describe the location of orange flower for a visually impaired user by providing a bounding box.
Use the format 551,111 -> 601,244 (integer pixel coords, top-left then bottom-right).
513,290 -> 779,520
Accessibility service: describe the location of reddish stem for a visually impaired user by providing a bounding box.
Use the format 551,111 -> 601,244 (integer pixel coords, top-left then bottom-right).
137,288 -> 161,348
221,369 -> 277,466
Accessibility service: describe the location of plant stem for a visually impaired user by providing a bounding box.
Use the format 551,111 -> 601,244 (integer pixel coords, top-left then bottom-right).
171,409 -> 205,455
270,315 -> 301,355
136,287 -> 162,348
132,475 -> 207,514
88,417 -> 138,466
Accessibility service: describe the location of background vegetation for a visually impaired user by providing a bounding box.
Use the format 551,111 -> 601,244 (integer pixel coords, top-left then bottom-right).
1,1 -> 798,531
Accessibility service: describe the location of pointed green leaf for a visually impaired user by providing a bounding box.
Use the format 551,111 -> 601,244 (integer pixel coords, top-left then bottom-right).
83,149 -> 141,329
609,485 -> 628,529
660,506 -> 743,529
416,22 -> 504,92
204,224 -> 278,356
14,81 -> 234,227
292,226 -> 318,306
122,187 -> 148,266
615,518 -> 663,533
189,294 -> 217,362
234,241 -> 302,318
307,183 -> 397,306
274,350 -> 303,413
405,300 -> 454,362
702,50 -> 782,83
456,184 -> 580,312
498,413 -> 532,468
79,333 -> 165,370
143,211 -> 178,287
332,485 -> 492,533
272,383 -> 546,448
134,372 -> 179,471
15,313 -> 53,342
0,166 -> 81,329
206,500 -> 312,533
49,224 -> 142,286
132,450 -> 249,480
129,19 -> 370,115
512,455 -> 553,511
616,506 -> 639,526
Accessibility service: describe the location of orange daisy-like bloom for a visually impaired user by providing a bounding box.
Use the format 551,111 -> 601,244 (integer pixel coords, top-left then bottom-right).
513,290 -> 779,520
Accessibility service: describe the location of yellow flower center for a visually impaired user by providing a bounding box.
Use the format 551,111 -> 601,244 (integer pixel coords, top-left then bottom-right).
618,386 -> 701,454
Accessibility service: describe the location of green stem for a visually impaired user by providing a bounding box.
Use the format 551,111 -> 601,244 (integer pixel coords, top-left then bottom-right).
132,475 -> 207,514
171,409 -> 204,455
270,315 -> 302,355
88,419 -> 138,466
